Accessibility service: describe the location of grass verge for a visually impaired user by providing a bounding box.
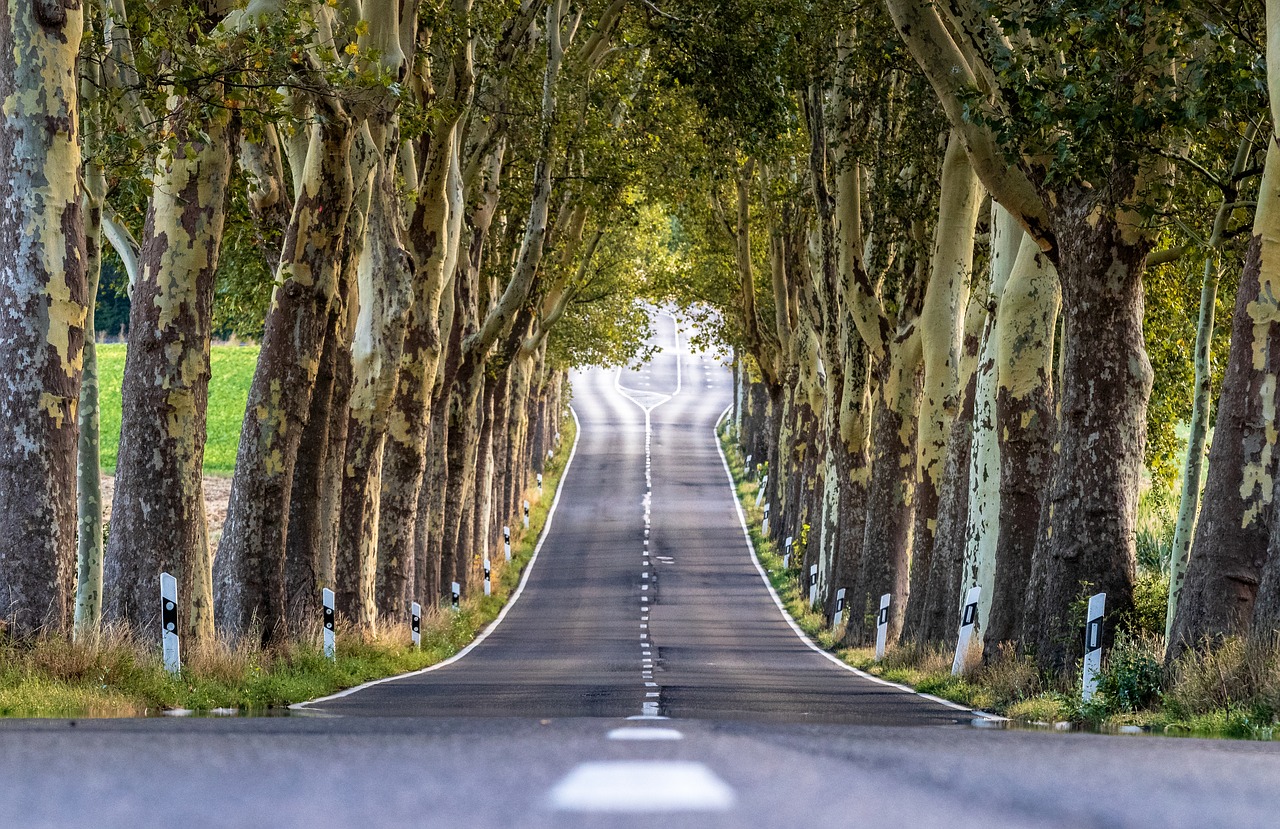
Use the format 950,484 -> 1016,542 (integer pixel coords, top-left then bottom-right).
0,414 -> 577,718
717,422 -> 1279,739
97,343 -> 259,475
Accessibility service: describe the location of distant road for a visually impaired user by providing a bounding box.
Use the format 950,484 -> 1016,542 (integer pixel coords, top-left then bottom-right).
2,312 -> 1278,828
307,311 -> 962,725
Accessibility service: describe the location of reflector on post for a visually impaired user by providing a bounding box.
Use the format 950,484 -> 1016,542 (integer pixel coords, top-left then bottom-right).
160,572 -> 180,674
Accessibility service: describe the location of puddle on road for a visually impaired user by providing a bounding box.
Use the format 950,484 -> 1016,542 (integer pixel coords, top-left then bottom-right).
158,707 -> 292,718
968,716 -> 1276,741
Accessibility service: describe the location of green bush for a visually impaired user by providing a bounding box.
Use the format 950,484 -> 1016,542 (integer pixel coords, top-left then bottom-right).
1125,571 -> 1169,637
1096,632 -> 1163,713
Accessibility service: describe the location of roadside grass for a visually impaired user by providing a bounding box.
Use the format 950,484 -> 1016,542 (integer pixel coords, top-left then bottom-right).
97,343 -> 259,475
0,414 -> 576,718
718,422 -> 1280,739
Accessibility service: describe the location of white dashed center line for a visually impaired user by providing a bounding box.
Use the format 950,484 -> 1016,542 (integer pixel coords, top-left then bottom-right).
548,761 -> 735,813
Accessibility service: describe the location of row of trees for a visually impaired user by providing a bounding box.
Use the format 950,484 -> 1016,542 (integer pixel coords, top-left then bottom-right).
7,0 -> 1278,677
652,0 -> 1280,673
0,0 -> 660,645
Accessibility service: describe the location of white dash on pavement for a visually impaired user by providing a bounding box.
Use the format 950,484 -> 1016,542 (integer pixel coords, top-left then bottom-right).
548,762 -> 734,813
607,728 -> 683,741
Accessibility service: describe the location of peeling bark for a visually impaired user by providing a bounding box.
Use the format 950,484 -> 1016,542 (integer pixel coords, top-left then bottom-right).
987,236 -> 1059,651
0,0 -> 87,635
215,116 -> 356,643
104,106 -> 234,645
904,130 -> 982,641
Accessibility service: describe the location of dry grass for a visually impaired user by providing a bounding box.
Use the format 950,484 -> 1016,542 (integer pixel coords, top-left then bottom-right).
977,642 -> 1042,706
0,414 -> 578,719
1166,636 -> 1280,717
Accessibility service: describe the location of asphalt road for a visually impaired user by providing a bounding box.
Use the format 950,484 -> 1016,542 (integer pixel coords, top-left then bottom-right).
2,311 -> 1278,828
310,312 -> 962,725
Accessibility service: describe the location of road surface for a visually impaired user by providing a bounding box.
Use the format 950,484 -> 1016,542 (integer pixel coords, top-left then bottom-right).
2,312 -> 1278,828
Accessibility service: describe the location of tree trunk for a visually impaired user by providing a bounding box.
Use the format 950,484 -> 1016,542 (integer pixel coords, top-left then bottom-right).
1165,255 -> 1221,641
335,140 -> 413,626
850,342 -> 921,646
0,0 -> 86,636
917,279 -> 986,643
1171,140 -> 1280,653
986,236 -> 1059,651
1025,192 -> 1151,671
104,108 -> 233,645
904,130 -> 981,640
961,204 -> 1021,643
75,158 -> 106,640
420,381 -> 450,603
375,119 -> 461,619
284,269 -> 351,626
215,117 -> 356,643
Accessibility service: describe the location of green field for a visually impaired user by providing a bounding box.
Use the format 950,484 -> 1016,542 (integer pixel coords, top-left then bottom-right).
96,344 -> 259,476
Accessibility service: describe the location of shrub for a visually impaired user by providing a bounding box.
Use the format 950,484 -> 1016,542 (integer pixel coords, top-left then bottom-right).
1096,632 -> 1163,713
1124,571 -> 1169,637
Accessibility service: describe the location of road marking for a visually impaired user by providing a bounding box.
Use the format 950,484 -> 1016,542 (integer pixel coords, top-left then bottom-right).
607,728 -> 683,741
548,762 -> 734,813
291,407 -> 585,711
711,404 -> 1006,722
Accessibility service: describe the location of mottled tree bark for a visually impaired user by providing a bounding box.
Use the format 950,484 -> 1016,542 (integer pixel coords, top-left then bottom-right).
335,137 -> 413,626
0,0 -> 87,635
104,108 -> 234,645
986,237 -> 1059,651
850,343 -> 921,646
75,149 -> 107,639
961,204 -> 1021,641
215,116 -> 356,643
904,130 -> 981,641
376,120 -> 464,619
917,279 -> 986,644
1025,192 -> 1152,672
284,269 -> 352,626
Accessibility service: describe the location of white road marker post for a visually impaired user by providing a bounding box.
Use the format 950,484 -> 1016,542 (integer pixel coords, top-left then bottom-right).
952,586 -> 981,675
322,588 -> 336,660
503,526 -> 512,561
451,581 -> 461,611
755,475 -> 769,508
411,601 -> 421,649
1082,592 -> 1106,703
783,535 -> 793,569
160,572 -> 180,674
833,588 -> 847,631
745,454 -> 753,480
761,502 -> 770,536
537,472 -> 543,494
808,564 -> 818,608
875,593 -> 891,660
483,558 -> 492,597
523,499 -> 530,530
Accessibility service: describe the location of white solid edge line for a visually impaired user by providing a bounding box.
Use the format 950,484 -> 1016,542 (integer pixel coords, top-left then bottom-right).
290,406 -> 586,710
711,404 -> 1005,722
